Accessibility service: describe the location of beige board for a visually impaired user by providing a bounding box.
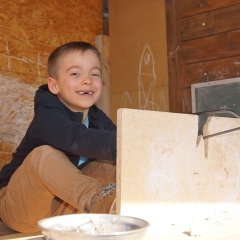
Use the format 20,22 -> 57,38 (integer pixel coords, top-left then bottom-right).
109,0 -> 169,122
116,108 -> 240,240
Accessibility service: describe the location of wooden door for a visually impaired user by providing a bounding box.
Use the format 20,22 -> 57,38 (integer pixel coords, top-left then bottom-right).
166,0 -> 240,113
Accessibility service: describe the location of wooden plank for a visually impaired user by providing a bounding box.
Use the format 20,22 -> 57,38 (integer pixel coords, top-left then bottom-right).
180,87 -> 192,113
166,0 -> 240,113
179,12 -> 212,41
95,35 -> 110,116
109,0 -> 169,121
0,0 -> 102,85
166,0 -> 182,112
179,4 -> 240,41
180,30 -> 240,64
0,0 -> 103,166
179,56 -> 240,87
177,0 -> 240,18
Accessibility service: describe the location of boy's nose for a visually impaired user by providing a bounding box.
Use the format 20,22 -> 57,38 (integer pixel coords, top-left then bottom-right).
82,75 -> 92,84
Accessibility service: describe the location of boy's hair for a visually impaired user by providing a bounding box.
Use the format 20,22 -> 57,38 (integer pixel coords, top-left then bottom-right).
48,41 -> 101,79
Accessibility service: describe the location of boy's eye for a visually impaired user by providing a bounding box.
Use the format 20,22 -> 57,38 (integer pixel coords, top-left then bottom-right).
70,72 -> 80,77
92,73 -> 101,78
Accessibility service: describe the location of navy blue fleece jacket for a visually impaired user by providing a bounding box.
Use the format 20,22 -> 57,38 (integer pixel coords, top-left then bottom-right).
0,84 -> 116,189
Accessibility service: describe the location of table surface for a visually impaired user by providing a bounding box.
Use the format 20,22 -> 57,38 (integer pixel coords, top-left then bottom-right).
0,233 -> 43,240
2,203 -> 240,240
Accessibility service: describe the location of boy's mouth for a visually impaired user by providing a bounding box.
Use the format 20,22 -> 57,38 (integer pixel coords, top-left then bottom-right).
77,91 -> 93,95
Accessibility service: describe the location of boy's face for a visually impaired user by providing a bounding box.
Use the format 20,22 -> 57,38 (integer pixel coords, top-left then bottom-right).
48,49 -> 103,113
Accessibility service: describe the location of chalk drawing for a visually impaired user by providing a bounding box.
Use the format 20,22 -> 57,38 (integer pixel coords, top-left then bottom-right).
120,91 -> 132,108
5,41 -> 11,71
119,44 -> 161,110
36,51 -> 43,84
138,44 -> 160,110
1,41 -> 46,81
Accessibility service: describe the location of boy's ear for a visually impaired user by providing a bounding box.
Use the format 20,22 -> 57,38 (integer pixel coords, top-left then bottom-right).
48,77 -> 59,95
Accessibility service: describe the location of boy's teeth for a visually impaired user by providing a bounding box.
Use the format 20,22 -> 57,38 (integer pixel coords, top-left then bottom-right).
78,91 -> 93,95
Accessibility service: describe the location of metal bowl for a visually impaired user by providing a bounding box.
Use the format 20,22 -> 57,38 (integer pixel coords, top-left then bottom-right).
38,213 -> 149,240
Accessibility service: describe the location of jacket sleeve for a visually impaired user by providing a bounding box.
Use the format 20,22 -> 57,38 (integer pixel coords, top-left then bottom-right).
28,105 -> 116,161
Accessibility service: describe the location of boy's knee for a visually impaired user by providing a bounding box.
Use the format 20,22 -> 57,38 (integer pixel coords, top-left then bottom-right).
25,145 -> 65,172
30,145 -> 65,161
32,145 -> 58,154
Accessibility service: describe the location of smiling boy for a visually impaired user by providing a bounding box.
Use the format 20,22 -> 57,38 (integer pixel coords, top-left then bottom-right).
0,42 -> 116,233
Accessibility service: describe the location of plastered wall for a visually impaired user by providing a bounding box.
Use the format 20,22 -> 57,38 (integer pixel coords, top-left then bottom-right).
109,0 -> 169,122
0,0 -> 103,168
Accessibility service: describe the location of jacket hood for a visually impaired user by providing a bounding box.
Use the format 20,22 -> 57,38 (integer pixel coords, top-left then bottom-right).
34,84 -> 61,111
34,84 -> 84,121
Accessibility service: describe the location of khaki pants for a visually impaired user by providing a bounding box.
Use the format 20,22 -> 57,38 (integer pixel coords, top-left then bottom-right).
0,145 -> 116,233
